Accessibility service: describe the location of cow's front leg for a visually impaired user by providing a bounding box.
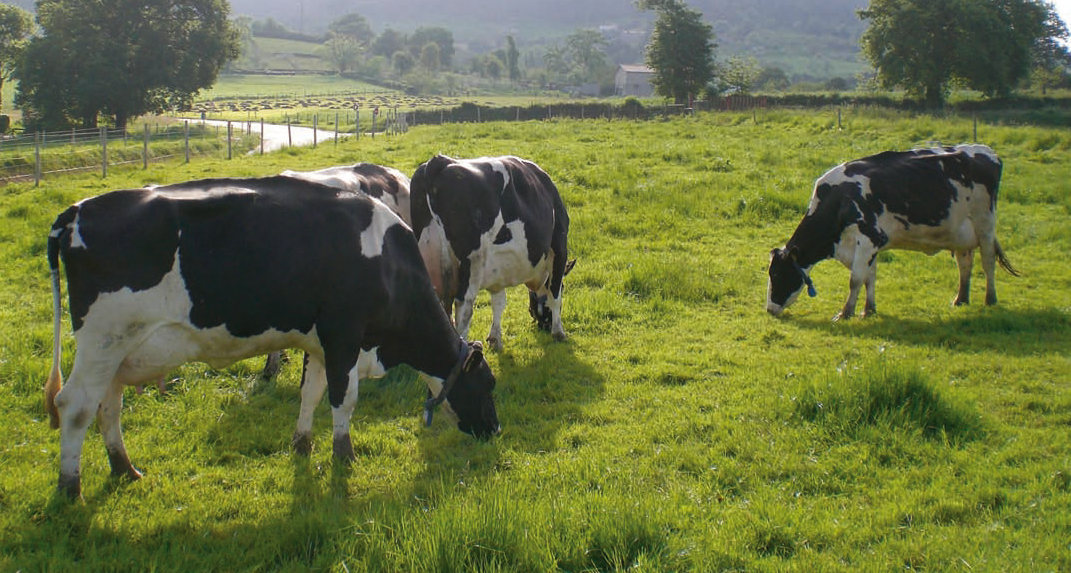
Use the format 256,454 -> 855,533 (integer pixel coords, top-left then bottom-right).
834,273 -> 865,322
953,249 -> 974,306
97,381 -> 141,482
454,291 -> 478,341
54,370 -> 111,499
329,379 -> 360,463
293,354 -> 327,456
486,290 -> 507,351
547,292 -> 567,341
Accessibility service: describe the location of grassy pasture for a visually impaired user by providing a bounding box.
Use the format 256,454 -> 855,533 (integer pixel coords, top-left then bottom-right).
0,109 -> 1068,571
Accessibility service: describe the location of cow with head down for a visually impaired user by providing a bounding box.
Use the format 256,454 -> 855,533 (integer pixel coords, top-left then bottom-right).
410,154 -> 572,351
767,144 -> 1018,321
44,176 -> 500,498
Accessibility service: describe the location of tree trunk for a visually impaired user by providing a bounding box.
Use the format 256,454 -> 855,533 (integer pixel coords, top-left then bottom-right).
115,111 -> 128,131
924,84 -> 944,109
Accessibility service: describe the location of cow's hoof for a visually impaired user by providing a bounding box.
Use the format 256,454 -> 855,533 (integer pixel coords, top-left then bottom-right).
952,297 -> 969,306
863,306 -> 877,318
292,433 -> 313,456
985,295 -> 998,306
552,331 -> 567,342
107,449 -> 142,481
57,474 -> 82,500
832,312 -> 852,322
486,336 -> 504,352
333,434 -> 356,463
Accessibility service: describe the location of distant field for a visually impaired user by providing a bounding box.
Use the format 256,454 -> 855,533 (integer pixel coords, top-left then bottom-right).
200,73 -> 390,100
1,109 -> 1068,571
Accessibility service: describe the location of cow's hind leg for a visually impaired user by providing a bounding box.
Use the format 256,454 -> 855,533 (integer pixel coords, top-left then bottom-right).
953,249 -> 974,306
862,264 -> 878,317
979,239 -> 999,305
53,358 -> 121,498
834,274 -> 865,322
486,290 -> 507,351
293,354 -> 327,456
97,381 -> 141,482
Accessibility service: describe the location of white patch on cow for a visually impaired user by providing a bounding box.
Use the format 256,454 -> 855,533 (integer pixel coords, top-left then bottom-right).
282,166 -> 412,227
68,212 -> 86,249
807,168 -> 858,216
474,215 -> 545,291
417,210 -> 457,304
488,158 -> 511,192
361,204 -> 403,258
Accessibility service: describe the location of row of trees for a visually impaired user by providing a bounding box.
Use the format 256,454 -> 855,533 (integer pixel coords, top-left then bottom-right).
1,0 -> 1069,131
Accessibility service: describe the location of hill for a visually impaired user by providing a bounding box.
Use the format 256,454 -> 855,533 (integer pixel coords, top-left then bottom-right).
229,0 -> 870,80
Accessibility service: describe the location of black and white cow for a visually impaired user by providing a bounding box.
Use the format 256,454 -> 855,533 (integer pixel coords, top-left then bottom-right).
410,155 -> 572,351
767,144 -> 1018,321
259,163 -> 412,378
280,162 -> 411,225
44,176 -> 499,498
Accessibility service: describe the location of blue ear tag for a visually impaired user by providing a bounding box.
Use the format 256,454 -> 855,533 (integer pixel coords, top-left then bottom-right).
423,406 -> 434,427
807,283 -> 818,298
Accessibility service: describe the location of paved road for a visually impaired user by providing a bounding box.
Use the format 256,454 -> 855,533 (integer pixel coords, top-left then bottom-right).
190,118 -> 355,152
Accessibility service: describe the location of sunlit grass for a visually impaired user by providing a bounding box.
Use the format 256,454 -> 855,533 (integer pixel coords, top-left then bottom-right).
1,109 -> 1068,571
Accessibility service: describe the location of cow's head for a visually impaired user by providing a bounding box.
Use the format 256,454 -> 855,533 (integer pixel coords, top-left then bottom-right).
528,258 -> 576,331
766,247 -> 817,316
428,341 -> 500,439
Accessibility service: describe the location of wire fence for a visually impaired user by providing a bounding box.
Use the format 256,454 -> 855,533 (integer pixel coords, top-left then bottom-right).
0,121 -> 262,185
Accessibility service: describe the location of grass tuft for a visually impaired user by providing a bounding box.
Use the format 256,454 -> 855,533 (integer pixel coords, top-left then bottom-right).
792,358 -> 987,445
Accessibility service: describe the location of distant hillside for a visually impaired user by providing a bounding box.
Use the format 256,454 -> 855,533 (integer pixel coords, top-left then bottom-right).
229,0 -> 870,80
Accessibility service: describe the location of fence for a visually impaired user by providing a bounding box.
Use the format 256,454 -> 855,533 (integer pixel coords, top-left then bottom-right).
0,121 -> 258,185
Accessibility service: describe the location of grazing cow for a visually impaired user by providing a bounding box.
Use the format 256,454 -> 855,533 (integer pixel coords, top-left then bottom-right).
767,144 -> 1018,321
280,162 -> 411,225
260,163 -> 412,379
44,176 -> 499,498
410,155 -> 572,351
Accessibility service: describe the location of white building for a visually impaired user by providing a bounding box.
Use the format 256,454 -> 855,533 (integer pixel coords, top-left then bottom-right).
615,64 -> 655,97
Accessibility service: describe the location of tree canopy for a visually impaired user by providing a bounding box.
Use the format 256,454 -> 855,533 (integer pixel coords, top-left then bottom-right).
637,0 -> 717,104
859,0 -> 1069,107
16,0 -> 240,129
0,4 -> 33,116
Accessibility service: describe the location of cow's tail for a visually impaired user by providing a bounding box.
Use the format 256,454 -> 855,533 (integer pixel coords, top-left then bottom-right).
994,238 -> 1020,277
44,210 -> 74,430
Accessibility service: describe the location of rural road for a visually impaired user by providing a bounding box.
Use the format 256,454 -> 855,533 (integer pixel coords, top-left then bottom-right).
191,118 -> 354,152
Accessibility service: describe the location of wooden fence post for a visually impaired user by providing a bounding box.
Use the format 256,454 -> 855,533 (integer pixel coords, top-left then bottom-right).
287,119 -> 292,148
227,121 -> 232,159
260,119 -> 265,155
313,115 -> 318,148
335,112 -> 339,146
101,127 -> 108,178
34,131 -> 40,187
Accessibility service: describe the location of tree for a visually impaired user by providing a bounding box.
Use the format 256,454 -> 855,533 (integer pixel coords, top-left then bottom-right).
506,35 -> 521,81
16,0 -> 239,129
715,56 -> 760,95
372,28 -> 407,59
328,13 -> 372,44
419,42 -> 441,72
859,0 -> 1067,107
0,4 -> 33,116
637,0 -> 717,104
392,50 -> 415,75
542,29 -> 610,85
408,27 -> 454,68
320,35 -> 363,74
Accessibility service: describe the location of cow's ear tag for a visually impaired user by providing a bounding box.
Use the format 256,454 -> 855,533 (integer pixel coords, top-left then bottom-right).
807,283 -> 818,297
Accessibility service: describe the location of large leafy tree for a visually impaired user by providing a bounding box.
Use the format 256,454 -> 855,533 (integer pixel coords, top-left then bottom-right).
0,4 -> 33,116
637,0 -> 717,104
542,29 -> 610,85
16,0 -> 240,130
408,26 -> 454,69
859,0 -> 1068,107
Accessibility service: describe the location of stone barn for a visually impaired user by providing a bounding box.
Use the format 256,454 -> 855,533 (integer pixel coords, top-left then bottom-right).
615,64 -> 655,97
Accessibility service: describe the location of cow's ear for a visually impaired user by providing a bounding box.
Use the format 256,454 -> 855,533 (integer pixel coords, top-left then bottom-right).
788,245 -> 801,261
425,154 -> 454,184
464,341 -> 484,371
564,258 -> 577,276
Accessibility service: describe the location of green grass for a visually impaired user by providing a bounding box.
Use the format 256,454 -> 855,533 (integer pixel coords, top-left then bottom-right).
1,109 -> 1069,571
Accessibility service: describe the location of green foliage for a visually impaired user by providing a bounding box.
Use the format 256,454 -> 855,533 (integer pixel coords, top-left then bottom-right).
15,0 -> 241,129
859,0 -> 1066,107
639,0 -> 718,103
1,109 -> 1070,570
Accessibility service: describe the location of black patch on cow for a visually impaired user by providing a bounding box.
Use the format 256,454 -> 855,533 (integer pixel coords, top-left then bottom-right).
54,189 -> 181,331
494,226 -> 513,245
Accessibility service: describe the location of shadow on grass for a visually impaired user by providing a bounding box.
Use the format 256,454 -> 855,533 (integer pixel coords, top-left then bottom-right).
787,306 -> 1070,356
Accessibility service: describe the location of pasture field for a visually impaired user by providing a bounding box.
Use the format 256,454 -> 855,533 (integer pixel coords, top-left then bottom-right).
0,109 -> 1069,571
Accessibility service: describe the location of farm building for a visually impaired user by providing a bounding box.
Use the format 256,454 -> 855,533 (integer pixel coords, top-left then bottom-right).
615,64 -> 655,97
